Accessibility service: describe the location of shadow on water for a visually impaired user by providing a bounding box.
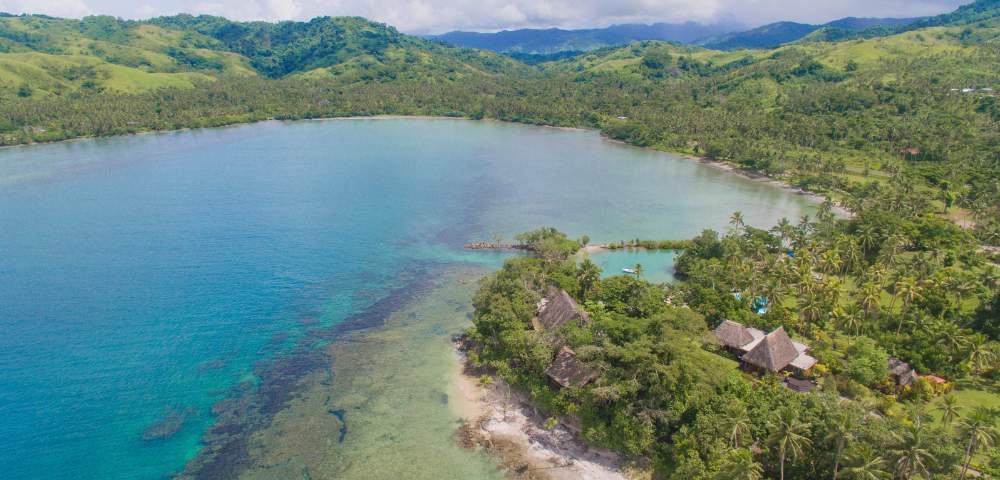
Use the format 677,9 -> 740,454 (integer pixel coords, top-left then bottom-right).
179,264 -> 441,479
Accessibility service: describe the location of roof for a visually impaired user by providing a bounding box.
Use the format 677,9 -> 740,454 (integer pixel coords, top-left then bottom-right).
789,353 -> 817,371
714,320 -> 754,349
741,328 -> 766,352
537,288 -> 588,333
742,327 -> 800,372
888,358 -> 912,377
923,375 -> 947,384
898,369 -> 919,386
785,378 -> 815,392
545,347 -> 599,388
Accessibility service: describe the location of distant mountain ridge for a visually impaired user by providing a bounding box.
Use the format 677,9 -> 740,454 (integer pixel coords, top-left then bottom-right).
428,21 -> 745,54
696,16 -> 924,50
431,16 -> 927,54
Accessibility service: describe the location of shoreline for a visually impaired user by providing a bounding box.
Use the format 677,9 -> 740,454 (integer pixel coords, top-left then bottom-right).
683,154 -> 855,218
600,136 -> 852,218
452,343 -> 635,480
579,244 -> 610,255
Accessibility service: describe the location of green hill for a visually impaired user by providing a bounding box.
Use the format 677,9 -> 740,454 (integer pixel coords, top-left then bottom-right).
0,14 -> 525,96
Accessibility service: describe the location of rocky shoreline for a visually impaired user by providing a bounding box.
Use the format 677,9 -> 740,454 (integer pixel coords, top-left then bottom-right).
452,342 -> 639,480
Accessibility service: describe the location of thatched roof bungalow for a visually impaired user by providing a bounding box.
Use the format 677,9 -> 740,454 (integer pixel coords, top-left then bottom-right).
714,320 -> 754,350
742,327 -> 799,372
713,320 -> 766,353
535,288 -> 589,333
545,347 -> 599,388
888,358 -> 917,386
742,327 -> 817,374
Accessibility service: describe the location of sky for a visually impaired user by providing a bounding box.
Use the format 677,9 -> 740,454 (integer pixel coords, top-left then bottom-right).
0,0 -> 971,34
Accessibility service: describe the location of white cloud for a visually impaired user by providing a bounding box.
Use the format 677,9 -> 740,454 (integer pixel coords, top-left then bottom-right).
0,0 -> 970,33
0,0 -> 92,17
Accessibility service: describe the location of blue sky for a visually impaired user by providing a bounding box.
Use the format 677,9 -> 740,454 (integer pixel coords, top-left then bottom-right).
0,0 -> 970,34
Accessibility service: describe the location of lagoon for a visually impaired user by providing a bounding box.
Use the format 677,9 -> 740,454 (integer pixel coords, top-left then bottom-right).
0,118 -> 813,479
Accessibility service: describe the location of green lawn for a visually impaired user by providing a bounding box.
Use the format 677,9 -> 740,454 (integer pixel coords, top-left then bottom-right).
927,380 -> 1000,470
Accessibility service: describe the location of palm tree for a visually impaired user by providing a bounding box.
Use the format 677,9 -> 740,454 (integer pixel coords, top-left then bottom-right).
827,408 -> 860,480
951,276 -> 977,319
818,199 -> 836,224
929,317 -> 969,363
892,421 -> 936,480
877,234 -> 906,269
842,238 -> 863,274
866,263 -> 889,289
835,306 -> 865,337
843,449 -> 889,480
801,293 -> 825,327
767,408 -> 813,480
821,249 -> 843,275
857,281 -> 881,322
895,277 -> 922,334
577,258 -> 601,301
716,448 -> 764,480
957,407 -> 998,480
633,263 -> 643,278
966,336 -> 996,376
857,224 -> 879,256
731,211 -> 745,233
728,414 -> 753,448
936,395 -> 962,428
774,217 -> 794,248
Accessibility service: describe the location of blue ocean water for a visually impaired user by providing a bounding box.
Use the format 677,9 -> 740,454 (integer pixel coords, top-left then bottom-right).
0,119 -> 813,479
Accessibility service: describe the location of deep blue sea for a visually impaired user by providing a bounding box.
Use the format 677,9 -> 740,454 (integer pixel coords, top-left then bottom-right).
0,119 -> 813,479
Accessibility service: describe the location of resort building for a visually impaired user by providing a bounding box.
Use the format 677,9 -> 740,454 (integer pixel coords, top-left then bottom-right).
545,347 -> 599,388
713,321 -> 817,375
888,357 -> 918,387
535,289 -> 599,389
534,288 -> 589,333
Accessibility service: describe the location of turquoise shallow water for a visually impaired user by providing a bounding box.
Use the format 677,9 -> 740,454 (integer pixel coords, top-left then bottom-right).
589,249 -> 679,284
0,118 -> 813,479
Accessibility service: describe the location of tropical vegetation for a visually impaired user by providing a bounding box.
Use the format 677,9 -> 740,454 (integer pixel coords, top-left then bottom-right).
2,1 -> 999,477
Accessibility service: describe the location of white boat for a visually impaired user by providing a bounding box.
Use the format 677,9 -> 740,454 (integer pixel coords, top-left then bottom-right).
622,268 -> 637,275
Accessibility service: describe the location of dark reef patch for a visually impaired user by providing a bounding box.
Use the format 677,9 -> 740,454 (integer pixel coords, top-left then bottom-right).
142,406 -> 196,441
178,265 -> 441,480
328,409 -> 348,443
197,358 -> 227,373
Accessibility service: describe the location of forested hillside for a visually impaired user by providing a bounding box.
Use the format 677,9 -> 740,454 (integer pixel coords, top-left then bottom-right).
0,14 -> 524,96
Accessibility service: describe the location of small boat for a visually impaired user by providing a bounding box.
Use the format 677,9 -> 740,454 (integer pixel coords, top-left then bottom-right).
622,268 -> 637,275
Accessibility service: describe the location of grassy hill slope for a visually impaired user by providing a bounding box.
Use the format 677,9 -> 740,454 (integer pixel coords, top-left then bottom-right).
0,14 -> 526,97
